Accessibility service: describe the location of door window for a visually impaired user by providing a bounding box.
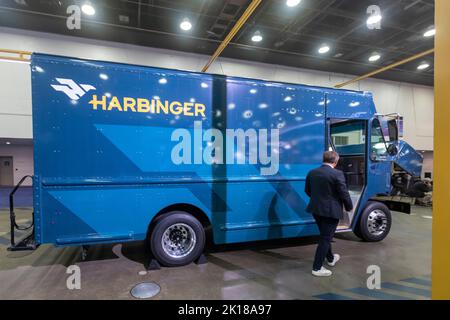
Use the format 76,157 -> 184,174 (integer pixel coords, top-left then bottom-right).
330,119 -> 366,192
371,119 -> 388,160
330,120 -> 366,155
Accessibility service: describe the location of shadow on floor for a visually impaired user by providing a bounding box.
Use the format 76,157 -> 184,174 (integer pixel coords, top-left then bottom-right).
119,232 -> 362,268
2,225 -> 363,271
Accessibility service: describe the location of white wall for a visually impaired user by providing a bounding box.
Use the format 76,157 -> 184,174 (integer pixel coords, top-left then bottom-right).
0,27 -> 434,150
0,144 -> 33,186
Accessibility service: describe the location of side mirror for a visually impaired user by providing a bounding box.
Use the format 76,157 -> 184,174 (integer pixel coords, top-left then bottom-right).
387,144 -> 398,156
387,119 -> 399,141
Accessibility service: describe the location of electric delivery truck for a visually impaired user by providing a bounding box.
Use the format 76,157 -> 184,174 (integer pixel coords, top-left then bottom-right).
8,54 -> 423,267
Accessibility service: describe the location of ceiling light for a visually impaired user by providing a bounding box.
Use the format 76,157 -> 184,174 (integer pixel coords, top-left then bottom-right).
180,18 -> 192,31
286,0 -> 301,7
81,2 -> 95,16
5,141 -> 11,145
158,78 -> 167,84
249,88 -> 257,94
318,44 -> 330,54
417,62 -> 430,70
368,53 -> 381,62
201,82 -> 209,88
367,14 -> 382,26
99,73 -> 108,80
251,31 -> 263,42
423,28 -> 435,38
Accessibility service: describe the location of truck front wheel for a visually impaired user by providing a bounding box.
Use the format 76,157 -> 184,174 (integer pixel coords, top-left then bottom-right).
355,201 -> 392,242
149,211 -> 205,267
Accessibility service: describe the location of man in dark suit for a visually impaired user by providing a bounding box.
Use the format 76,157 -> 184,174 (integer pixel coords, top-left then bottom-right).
305,151 -> 353,277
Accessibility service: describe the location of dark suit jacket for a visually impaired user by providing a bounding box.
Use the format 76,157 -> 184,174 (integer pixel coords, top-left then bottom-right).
305,164 -> 353,220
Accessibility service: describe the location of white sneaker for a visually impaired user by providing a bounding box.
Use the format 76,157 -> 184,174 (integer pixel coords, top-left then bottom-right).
327,254 -> 340,267
312,267 -> 332,277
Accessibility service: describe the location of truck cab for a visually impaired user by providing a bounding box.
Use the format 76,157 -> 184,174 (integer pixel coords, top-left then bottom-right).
329,103 -> 422,240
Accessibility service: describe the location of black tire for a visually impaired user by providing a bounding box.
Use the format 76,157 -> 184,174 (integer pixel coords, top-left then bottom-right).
354,201 -> 392,242
149,211 -> 205,267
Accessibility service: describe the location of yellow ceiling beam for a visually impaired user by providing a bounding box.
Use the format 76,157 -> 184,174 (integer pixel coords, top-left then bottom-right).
0,48 -> 32,62
201,0 -> 262,72
335,48 -> 434,88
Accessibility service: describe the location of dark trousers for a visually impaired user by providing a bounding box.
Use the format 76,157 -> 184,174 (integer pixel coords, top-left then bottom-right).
312,215 -> 339,271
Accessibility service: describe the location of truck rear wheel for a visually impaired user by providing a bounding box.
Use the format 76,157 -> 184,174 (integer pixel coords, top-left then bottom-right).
355,201 -> 392,242
149,211 -> 205,267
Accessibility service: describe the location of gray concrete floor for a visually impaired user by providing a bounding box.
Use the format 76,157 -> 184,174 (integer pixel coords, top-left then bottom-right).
0,206 -> 432,300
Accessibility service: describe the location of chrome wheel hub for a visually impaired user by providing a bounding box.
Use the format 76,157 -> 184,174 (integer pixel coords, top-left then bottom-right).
161,223 -> 196,258
367,209 -> 388,236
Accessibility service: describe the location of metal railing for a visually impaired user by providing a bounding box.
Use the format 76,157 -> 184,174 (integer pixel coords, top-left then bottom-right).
9,175 -> 35,250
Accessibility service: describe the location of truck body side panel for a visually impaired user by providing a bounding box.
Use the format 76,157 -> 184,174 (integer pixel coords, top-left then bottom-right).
31,53 -> 391,246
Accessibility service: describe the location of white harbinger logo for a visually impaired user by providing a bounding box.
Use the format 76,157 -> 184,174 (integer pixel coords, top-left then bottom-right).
51,78 -> 96,100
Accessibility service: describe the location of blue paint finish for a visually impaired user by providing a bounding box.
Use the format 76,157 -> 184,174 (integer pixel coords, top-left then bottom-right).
327,90 -> 376,120
29,53 -> 421,248
314,293 -> 354,300
395,141 -> 423,177
347,287 -> 412,300
400,278 -> 431,287
382,283 -> 431,297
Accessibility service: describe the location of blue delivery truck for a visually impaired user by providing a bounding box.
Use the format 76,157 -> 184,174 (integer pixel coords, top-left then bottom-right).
8,53 -> 423,267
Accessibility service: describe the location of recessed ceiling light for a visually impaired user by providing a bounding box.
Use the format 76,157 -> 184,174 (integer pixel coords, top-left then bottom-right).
367,14 -> 382,26
251,31 -> 263,42
318,44 -> 330,54
81,2 -> 95,16
180,18 -> 192,31
368,53 -> 381,62
158,78 -> 167,84
423,28 -> 435,38
5,141 -> 11,145
417,62 -> 430,70
286,0 -> 301,7
99,73 -> 108,80
249,88 -> 258,94
201,82 -> 209,88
